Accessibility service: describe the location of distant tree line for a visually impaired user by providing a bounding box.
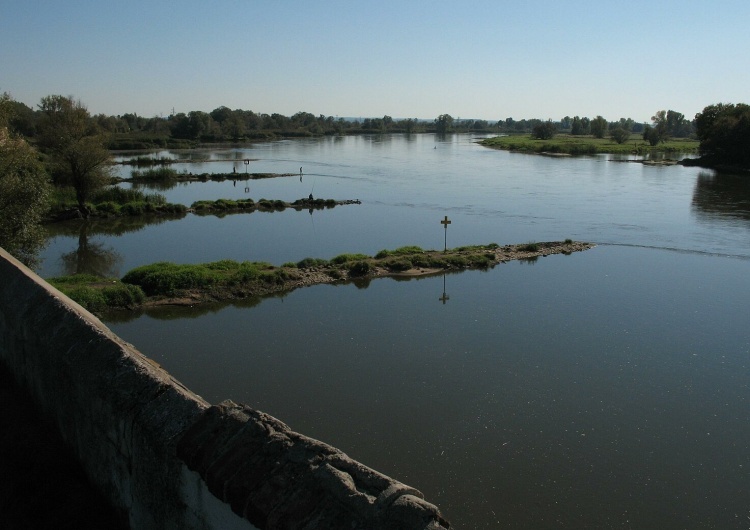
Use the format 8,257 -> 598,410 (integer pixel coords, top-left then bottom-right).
1,92 -> 749,269
4,97 -> 699,150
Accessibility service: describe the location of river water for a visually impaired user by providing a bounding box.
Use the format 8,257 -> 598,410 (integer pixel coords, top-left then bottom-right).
37,135 -> 750,529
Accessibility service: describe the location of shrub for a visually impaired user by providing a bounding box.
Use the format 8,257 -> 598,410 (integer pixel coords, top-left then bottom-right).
375,246 -> 424,259
131,167 -> 179,181
96,201 -> 119,214
385,258 -> 413,272
331,253 -> 370,265
65,286 -> 107,312
519,242 -> 539,252
347,261 -> 371,276
122,262 -> 217,296
102,284 -> 146,307
297,257 -> 329,269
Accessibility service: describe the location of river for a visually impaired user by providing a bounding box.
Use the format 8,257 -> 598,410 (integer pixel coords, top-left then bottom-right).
36,134 -> 750,529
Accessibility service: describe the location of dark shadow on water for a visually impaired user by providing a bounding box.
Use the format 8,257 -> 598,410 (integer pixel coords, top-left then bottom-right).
57,221 -> 124,278
102,270 -> 460,324
692,171 -> 750,223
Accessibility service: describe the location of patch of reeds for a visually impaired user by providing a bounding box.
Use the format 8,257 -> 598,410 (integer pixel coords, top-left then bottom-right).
130,167 -> 179,181
519,242 -> 539,252
330,253 -> 371,265
121,260 -> 290,296
48,274 -> 146,312
121,156 -> 174,167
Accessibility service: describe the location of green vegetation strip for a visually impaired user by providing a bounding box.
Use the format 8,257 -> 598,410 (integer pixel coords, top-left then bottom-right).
191,197 -> 344,214
480,134 -> 699,155
48,240 -> 593,313
122,167 -> 296,182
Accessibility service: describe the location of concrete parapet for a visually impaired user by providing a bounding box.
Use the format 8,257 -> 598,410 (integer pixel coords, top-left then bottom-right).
178,401 -> 450,529
0,247 -> 450,530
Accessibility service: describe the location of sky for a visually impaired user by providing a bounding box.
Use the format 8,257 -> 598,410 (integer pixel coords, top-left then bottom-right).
2,0 -> 748,123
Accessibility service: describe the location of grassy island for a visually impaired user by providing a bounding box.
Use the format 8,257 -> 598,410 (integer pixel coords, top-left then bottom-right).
48,240 -> 594,314
479,134 -> 699,156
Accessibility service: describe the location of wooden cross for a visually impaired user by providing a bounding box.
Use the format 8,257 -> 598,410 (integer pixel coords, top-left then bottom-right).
441,215 -> 451,251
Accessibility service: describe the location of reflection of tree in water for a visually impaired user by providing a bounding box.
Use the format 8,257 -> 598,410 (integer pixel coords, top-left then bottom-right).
102,293 -> 270,324
131,180 -> 185,192
692,171 -> 750,223
46,212 -> 181,239
59,221 -> 123,278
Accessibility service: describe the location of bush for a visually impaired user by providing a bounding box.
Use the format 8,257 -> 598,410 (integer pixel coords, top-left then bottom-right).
385,258 -> 413,272
610,127 -> 631,144
347,261 -> 371,276
131,167 -> 179,181
331,253 -> 370,264
122,262 -> 216,296
102,284 -> 146,307
297,257 -> 329,269
375,246 -> 424,259
65,286 -> 107,312
519,242 -> 539,252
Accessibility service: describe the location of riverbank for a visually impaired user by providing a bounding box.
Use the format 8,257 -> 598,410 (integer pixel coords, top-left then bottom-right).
48,241 -> 594,314
479,134 -> 699,156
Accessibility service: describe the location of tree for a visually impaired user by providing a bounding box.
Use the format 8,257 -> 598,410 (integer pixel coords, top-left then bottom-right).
435,114 -> 454,134
610,126 -> 631,144
36,95 -> 112,216
650,110 -> 669,142
531,120 -> 556,140
0,94 -> 51,266
694,103 -> 750,165
642,125 -> 661,146
571,116 -> 591,135
590,116 -> 608,139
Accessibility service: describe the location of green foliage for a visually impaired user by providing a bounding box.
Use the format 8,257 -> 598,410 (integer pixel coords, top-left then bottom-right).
590,116 -> 608,139
48,275 -> 146,312
643,125 -> 661,146
121,156 -> 174,167
531,120 -> 557,140
347,260 -> 371,276
481,134 -> 698,155
434,114 -> 454,134
331,253 -> 370,264
92,186 -> 166,205
121,259 -> 282,296
102,284 -> 146,307
375,246 -> 424,259
296,257 -> 329,268
0,124 -> 51,267
694,103 -> 750,166
122,262 -> 218,295
610,127 -> 631,144
519,242 -> 539,252
384,258 -> 413,271
62,286 -> 108,312
130,167 -> 179,181
36,95 -> 113,214
48,274 -> 103,284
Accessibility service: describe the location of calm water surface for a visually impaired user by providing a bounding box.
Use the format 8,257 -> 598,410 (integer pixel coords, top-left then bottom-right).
37,135 -> 750,529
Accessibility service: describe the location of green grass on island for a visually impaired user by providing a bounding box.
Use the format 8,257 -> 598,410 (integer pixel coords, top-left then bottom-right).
479,134 -> 699,156
48,241 -> 593,313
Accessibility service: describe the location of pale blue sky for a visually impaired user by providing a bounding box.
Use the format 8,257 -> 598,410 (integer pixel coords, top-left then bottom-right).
2,0 -> 748,123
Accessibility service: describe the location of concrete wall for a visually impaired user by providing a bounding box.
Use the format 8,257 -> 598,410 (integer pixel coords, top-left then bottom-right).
0,247 -> 450,530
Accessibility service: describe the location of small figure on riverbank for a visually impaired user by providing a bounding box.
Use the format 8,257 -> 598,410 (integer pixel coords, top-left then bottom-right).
308,193 -> 313,200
